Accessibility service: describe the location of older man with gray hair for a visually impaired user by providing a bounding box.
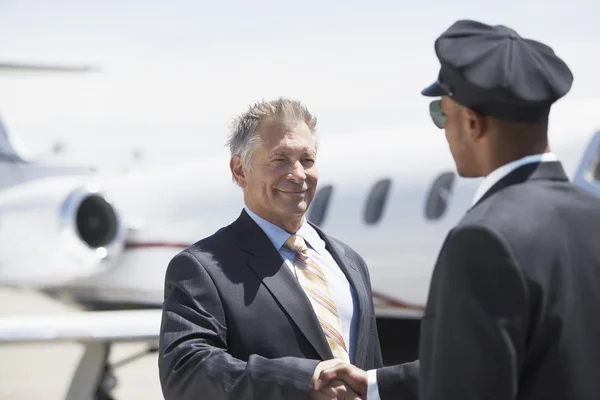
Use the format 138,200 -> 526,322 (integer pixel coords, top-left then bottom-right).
158,97 -> 384,400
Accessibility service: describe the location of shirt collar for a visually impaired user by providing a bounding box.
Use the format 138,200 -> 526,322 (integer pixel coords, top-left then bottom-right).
243,206 -> 325,254
472,152 -> 558,205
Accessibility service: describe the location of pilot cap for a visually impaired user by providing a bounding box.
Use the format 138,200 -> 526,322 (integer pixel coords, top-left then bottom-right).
421,20 -> 574,122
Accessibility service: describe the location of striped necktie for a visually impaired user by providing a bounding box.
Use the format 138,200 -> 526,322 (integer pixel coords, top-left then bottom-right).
284,234 -> 350,362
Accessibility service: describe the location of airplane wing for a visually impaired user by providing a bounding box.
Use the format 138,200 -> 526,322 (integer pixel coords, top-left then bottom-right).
0,309 -> 161,344
0,309 -> 162,399
0,62 -> 98,73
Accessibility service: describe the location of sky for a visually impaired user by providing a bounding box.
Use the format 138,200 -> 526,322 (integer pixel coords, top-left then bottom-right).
0,0 -> 598,171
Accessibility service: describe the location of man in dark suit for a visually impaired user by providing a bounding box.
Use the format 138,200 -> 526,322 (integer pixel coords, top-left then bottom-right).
158,97 -> 384,400
315,19 -> 600,399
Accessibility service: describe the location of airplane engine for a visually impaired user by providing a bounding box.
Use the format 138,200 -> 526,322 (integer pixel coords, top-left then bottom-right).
0,178 -> 125,286
58,184 -> 125,268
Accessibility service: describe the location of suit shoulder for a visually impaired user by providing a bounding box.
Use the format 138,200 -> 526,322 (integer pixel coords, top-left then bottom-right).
462,181 -> 600,235
189,225 -> 235,253
168,224 -> 237,272
458,181 -> 600,276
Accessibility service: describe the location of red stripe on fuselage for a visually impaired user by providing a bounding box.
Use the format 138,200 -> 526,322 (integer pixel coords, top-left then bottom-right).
124,241 -> 190,250
123,241 -> 426,311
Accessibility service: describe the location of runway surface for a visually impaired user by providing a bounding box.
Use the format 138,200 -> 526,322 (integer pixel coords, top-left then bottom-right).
0,288 -> 163,399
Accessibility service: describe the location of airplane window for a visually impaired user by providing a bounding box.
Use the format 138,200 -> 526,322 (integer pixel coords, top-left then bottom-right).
424,172 -> 455,220
308,185 -> 334,226
364,179 -> 392,225
593,156 -> 600,181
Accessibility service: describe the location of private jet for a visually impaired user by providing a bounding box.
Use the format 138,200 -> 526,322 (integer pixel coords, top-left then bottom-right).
0,82 -> 599,398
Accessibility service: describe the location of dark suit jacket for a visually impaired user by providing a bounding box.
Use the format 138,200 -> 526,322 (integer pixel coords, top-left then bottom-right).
378,161 -> 600,399
158,209 -> 383,400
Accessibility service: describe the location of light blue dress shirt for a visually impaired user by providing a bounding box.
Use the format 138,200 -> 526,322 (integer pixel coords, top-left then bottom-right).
244,206 -> 358,361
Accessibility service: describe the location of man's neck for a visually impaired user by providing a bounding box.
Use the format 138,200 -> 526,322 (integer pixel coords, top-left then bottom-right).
482,144 -> 551,177
244,204 -> 304,234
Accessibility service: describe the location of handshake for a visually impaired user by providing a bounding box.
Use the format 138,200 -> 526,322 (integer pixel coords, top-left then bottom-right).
309,359 -> 369,400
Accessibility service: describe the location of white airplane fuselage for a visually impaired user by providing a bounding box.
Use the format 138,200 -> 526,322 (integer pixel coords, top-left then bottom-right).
1,106 -> 598,320
0,100 -> 599,363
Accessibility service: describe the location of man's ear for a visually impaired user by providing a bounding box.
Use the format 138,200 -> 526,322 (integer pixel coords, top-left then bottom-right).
461,107 -> 486,140
230,157 -> 247,188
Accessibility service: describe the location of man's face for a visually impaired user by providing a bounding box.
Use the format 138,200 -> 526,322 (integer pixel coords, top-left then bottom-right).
241,119 -> 318,228
440,97 -> 480,178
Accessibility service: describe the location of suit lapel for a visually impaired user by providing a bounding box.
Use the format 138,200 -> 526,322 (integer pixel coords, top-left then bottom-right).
231,210 -> 333,361
309,222 -> 371,367
471,161 -> 568,210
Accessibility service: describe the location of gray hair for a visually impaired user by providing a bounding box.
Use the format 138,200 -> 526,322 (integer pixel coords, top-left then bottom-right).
226,97 -> 318,171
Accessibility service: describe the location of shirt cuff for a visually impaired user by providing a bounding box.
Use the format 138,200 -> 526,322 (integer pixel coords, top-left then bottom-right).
367,369 -> 380,400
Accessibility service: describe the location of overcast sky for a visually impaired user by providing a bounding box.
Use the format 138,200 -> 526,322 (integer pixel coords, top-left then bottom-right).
0,0 -> 598,170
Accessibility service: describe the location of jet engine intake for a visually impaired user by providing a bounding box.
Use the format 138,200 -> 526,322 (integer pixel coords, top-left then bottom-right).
59,184 -> 125,265
0,178 -> 125,286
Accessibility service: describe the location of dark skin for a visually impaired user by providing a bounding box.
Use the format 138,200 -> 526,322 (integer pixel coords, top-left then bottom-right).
313,96 -> 553,397
440,96 -> 550,178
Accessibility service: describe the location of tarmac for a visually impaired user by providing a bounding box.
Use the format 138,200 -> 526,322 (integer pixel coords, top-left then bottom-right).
0,288 -> 163,399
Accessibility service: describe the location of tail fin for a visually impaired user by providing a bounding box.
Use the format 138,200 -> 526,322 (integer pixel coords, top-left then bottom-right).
0,116 -> 94,191
0,61 -> 98,190
0,117 -> 28,163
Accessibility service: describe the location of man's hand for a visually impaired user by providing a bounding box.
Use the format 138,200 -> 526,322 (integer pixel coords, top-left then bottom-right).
309,360 -> 363,399
313,362 -> 368,398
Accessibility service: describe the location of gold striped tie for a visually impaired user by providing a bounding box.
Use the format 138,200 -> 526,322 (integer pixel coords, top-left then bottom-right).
284,235 -> 350,362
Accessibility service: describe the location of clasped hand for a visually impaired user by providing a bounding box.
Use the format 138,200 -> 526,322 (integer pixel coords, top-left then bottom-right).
309,359 -> 369,400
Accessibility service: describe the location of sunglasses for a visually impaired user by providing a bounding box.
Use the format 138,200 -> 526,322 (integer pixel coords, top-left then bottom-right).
429,99 -> 445,129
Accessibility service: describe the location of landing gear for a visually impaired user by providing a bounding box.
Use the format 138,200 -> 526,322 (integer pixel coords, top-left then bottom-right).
64,341 -> 158,400
95,365 -> 117,400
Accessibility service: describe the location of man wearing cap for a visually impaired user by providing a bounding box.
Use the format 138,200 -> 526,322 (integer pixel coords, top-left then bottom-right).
314,19 -> 600,400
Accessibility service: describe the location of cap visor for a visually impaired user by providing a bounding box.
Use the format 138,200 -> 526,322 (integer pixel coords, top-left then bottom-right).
421,81 -> 447,97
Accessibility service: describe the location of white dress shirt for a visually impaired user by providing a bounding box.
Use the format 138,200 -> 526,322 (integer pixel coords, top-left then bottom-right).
366,152 -> 558,400
472,152 -> 558,205
244,206 -> 358,361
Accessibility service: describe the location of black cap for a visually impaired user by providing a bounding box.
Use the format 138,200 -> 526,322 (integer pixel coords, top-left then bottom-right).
422,20 -> 574,122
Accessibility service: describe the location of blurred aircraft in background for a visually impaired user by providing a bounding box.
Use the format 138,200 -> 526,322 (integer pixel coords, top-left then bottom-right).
0,85 -> 598,322
0,62 -> 97,189
0,61 -> 599,398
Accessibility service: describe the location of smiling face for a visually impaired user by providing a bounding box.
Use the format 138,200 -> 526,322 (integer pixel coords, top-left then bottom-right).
232,118 -> 318,233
